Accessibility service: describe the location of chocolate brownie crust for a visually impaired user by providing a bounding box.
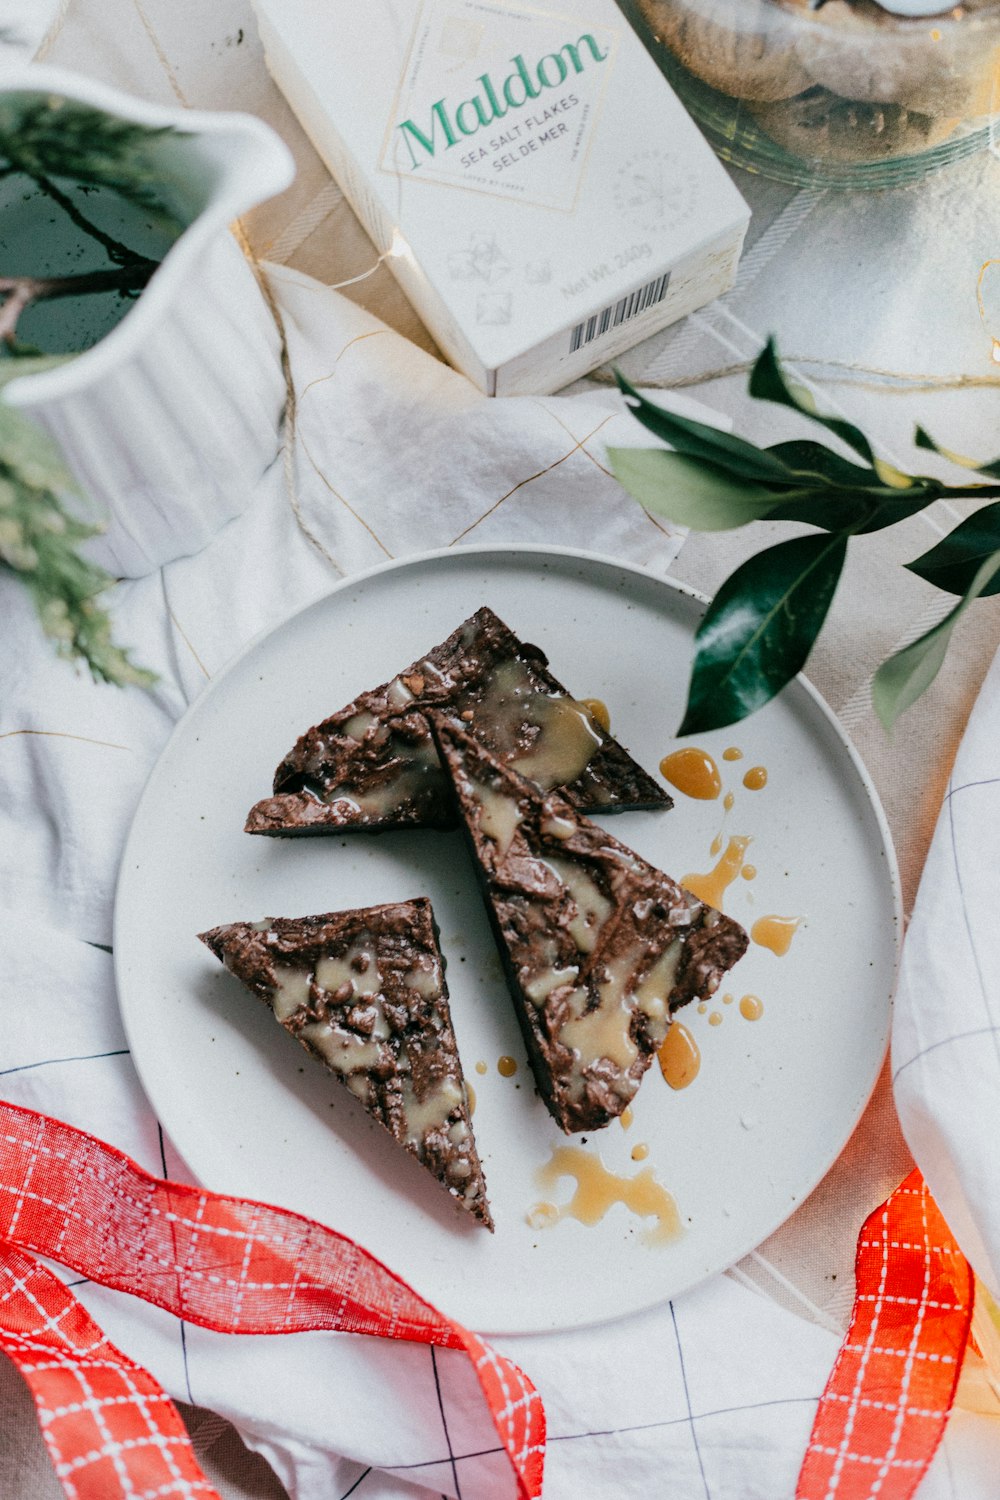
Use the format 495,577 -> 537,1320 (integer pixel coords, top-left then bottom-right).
245,607 -> 670,836
200,898 -> 493,1230
431,714 -> 748,1134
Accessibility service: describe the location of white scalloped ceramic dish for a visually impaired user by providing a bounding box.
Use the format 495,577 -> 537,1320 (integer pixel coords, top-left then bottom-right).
115,545 -> 901,1334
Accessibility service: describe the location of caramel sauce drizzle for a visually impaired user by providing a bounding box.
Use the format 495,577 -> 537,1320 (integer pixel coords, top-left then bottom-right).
581,698 -> 610,732
683,835 -> 751,909
751,915 -> 802,957
527,1145 -> 682,1245
659,747 -> 721,800
658,1022 -> 700,1090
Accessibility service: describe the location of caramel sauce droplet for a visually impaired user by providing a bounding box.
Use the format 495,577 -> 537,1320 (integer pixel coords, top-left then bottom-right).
582,697 -> 610,732
722,747 -> 743,762
708,1011 -> 723,1027
529,1145 -> 682,1245
723,791 -> 735,812
740,994 -> 764,1021
619,1105 -> 634,1130
743,766 -> 768,791
526,1202 -> 559,1230
741,864 -> 757,881
497,1055 -> 518,1077
659,747 -> 721,800
658,1022 -> 700,1090
683,835 -> 751,909
631,1143 -> 649,1162
475,1060 -> 488,1075
710,833 -> 723,857
751,914 -> 802,957
466,1083 -> 477,1115
722,992 -> 734,1005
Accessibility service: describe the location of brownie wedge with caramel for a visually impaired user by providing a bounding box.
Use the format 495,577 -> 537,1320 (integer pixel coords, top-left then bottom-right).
199,898 -> 492,1229
245,606 -> 670,836
430,713 -> 748,1135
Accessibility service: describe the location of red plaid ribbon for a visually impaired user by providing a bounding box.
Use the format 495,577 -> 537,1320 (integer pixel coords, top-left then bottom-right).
797,1167 -> 974,1500
0,1100 -> 545,1500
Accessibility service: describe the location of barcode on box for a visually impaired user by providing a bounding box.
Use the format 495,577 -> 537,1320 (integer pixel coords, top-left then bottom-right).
568,271 -> 672,353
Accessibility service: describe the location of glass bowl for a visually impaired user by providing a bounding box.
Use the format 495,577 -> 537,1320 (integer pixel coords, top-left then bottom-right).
623,0 -> 1000,188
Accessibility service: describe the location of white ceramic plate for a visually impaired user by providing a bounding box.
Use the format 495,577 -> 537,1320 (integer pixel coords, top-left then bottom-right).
114,545 -> 901,1335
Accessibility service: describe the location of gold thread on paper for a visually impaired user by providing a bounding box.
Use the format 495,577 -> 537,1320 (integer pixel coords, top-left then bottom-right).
587,357 -> 1000,395
166,606 -> 210,681
0,729 -> 130,751
450,413 -> 616,544
976,260 -> 1000,364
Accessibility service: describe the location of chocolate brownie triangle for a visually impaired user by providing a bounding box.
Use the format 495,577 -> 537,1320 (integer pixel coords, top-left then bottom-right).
245,606 -> 670,836
199,899 -> 493,1230
430,714 -> 748,1134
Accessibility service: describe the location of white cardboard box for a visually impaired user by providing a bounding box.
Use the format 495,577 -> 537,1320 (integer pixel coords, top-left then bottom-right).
253,0 -> 750,395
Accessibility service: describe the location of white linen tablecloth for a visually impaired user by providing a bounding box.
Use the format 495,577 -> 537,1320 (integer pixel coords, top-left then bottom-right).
3,1 -> 1000,1497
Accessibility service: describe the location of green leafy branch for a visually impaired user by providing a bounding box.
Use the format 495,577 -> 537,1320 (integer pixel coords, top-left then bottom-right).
607,340 -> 1000,734
0,370 -> 153,687
0,96 -> 183,686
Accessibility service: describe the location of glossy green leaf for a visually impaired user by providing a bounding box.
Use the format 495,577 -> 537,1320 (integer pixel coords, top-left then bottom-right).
679,531 -> 848,735
905,501 -> 1000,597
614,373 -> 797,485
749,338 -> 875,466
606,447 -> 787,530
914,425 -> 1000,481
873,551 -> 1000,730
850,487 -> 946,534
765,438 -> 883,490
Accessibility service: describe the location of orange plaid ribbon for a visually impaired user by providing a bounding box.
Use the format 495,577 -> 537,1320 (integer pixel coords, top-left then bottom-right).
797,1167 -> 975,1500
0,1100 -> 545,1500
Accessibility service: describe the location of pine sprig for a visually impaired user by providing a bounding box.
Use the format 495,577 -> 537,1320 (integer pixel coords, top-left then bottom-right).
607,339 -> 1000,734
0,397 -> 154,687
0,97 -> 180,224
0,90 -> 183,689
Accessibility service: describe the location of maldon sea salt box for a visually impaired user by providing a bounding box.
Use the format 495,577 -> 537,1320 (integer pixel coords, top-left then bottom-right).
253,0 -> 750,395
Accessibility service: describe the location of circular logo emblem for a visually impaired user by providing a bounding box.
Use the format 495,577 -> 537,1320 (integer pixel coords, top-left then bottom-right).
614,149 -> 699,233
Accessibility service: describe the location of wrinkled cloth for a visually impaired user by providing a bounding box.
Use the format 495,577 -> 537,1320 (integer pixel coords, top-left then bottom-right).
894,641 -> 1000,1300
4,0 -> 1000,1495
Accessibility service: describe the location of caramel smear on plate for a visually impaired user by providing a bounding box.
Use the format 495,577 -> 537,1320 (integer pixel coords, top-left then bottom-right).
659,747 -> 721,800
466,1083 -> 477,1115
751,915 -> 802,957
683,835 -> 751,909
658,1021 -> 700,1090
528,1145 -> 682,1246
